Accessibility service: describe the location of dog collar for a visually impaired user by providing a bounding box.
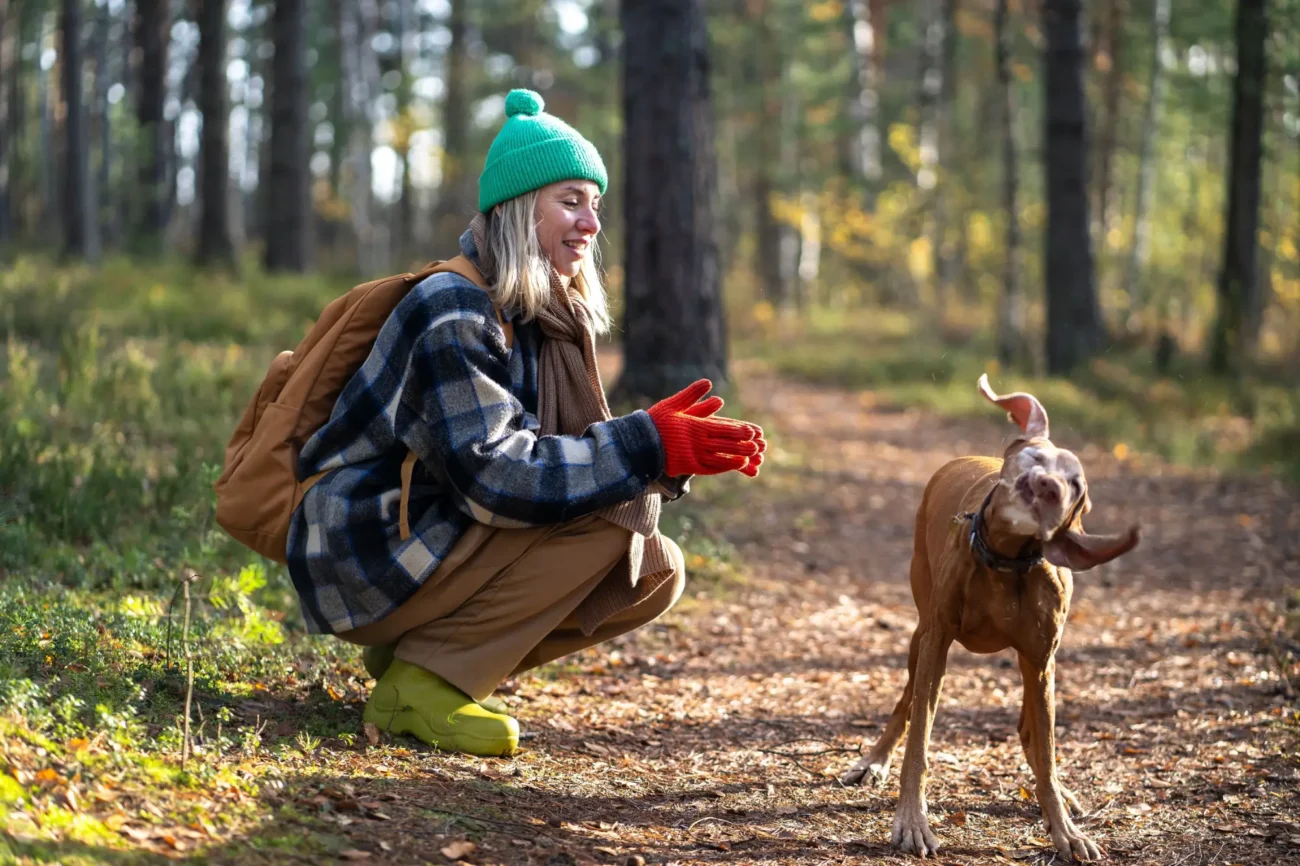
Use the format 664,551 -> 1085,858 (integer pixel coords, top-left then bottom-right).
961,489 -> 1045,573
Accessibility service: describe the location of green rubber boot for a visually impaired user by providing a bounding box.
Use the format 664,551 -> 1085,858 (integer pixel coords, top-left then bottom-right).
363,659 -> 519,756
362,645 -> 509,713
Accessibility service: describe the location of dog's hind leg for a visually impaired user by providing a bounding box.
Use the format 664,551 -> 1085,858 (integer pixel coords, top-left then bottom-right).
1016,653 -> 1086,818
842,627 -> 921,786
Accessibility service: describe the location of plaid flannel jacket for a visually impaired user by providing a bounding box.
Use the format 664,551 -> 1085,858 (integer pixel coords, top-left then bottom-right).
285,231 -> 665,634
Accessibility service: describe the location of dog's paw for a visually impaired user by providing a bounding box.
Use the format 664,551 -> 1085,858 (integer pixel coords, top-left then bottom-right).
842,758 -> 890,787
891,811 -> 940,858
1047,818 -> 1103,862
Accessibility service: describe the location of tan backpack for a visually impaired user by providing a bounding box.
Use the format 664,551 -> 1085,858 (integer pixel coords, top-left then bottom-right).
213,255 -> 512,563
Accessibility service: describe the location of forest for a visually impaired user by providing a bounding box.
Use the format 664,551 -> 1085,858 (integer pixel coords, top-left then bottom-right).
0,1 -> 1297,864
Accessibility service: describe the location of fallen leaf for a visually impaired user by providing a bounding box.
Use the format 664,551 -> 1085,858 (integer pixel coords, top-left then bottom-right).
339,849 -> 372,861
441,840 -> 477,859
119,825 -> 153,842
583,740 -> 612,757
947,810 -> 967,826
1018,785 -> 1034,802
776,805 -> 799,816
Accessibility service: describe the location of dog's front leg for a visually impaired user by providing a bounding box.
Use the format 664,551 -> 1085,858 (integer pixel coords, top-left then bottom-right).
1022,655 -> 1103,861
891,623 -> 952,858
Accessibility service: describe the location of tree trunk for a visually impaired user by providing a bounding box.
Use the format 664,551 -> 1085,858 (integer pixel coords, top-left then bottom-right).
0,0 -> 11,244
61,0 -> 97,261
92,0 -> 113,247
916,0 -> 942,191
393,0 -> 414,265
1122,0 -> 1169,325
39,12 -> 56,243
195,0 -> 235,267
133,0 -> 169,250
843,0 -> 883,195
340,0 -> 385,276
1042,0 -> 1105,374
1092,0 -> 1124,248
1210,0 -> 1268,375
995,0 -> 1026,367
930,0 -> 960,307
752,2 -> 788,307
615,0 -> 726,401
264,0 -> 311,272
432,0 -> 472,242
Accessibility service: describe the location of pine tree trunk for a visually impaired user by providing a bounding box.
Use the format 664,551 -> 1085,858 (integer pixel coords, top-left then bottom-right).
61,0 -> 97,261
1210,0 -> 1268,374
1093,0 -> 1124,249
614,0 -> 727,401
432,0 -> 471,242
264,0 -> 311,272
8,3 -> 29,239
1122,0 -> 1170,326
196,0 -> 235,267
92,0 -> 113,247
752,2 -> 787,307
133,0 -> 168,250
930,0 -> 960,307
995,0 -> 1026,367
1042,0 -> 1105,374
0,0 -> 11,244
843,0 -> 882,195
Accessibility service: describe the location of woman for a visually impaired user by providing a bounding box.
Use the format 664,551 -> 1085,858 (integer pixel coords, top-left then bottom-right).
286,89 -> 766,756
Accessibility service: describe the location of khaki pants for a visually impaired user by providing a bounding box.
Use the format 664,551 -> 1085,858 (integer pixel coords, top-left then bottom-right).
337,514 -> 686,702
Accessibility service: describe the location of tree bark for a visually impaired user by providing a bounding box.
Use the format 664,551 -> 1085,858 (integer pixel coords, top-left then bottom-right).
615,0 -> 727,401
61,0 -> 97,261
752,1 -> 790,308
264,0 -> 311,272
1092,0 -> 1124,247
432,0 -> 472,241
930,0 -> 960,305
995,0 -> 1026,367
196,0 -> 235,267
133,0 -> 169,250
1210,0 -> 1268,374
843,0 -> 883,195
1122,0 -> 1170,323
92,0 -> 114,247
0,0 -> 12,244
1042,0 -> 1105,374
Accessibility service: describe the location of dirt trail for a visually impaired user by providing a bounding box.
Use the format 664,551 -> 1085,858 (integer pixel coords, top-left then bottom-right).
243,365 -> 1300,866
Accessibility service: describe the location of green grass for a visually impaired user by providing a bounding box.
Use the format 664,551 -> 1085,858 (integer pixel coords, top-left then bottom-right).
737,306 -> 1300,481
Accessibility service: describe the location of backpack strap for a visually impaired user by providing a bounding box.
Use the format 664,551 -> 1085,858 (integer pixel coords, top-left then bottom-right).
396,255 -> 511,541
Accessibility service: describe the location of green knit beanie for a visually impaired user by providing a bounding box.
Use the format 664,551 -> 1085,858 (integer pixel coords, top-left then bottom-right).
477,89 -> 608,213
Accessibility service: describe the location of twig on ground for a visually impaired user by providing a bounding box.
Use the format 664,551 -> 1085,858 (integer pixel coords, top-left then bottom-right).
181,568 -> 200,769
757,739 -> 861,780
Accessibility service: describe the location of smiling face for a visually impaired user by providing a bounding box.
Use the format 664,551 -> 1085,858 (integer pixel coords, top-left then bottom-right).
532,179 -> 602,280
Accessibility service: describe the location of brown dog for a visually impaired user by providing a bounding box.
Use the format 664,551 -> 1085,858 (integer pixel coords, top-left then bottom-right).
842,374 -> 1139,861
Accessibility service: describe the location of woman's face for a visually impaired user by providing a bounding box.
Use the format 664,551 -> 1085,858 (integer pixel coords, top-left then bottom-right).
532,179 -> 602,280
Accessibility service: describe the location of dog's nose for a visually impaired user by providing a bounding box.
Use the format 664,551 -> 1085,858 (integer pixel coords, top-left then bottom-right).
1034,474 -> 1062,505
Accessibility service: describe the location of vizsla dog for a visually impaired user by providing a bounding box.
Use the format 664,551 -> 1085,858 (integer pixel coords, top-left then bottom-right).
842,375 -> 1139,861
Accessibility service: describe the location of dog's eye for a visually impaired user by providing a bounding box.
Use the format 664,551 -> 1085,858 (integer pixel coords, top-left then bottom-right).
1070,478 -> 1083,494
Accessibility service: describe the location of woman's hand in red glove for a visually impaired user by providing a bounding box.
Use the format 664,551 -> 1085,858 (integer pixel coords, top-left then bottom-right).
646,380 -> 765,478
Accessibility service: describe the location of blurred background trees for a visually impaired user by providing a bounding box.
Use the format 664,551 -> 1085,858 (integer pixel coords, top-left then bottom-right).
0,0 -> 1297,380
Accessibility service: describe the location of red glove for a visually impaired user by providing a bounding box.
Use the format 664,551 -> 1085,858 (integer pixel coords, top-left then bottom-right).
646,380 -> 764,477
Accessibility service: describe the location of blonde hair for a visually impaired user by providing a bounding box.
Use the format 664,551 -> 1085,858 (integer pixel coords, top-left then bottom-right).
486,190 -> 612,334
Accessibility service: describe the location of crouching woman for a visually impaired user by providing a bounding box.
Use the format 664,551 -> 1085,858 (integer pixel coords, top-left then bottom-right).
285,89 -> 765,756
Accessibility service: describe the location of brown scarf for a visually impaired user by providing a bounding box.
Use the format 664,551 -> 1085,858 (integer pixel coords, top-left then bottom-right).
470,215 -> 674,634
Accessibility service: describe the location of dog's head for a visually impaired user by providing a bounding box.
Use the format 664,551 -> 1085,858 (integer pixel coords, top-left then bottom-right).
978,374 -> 1139,571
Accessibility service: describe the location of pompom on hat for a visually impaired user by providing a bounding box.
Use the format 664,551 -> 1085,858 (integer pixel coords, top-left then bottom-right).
477,89 -> 608,212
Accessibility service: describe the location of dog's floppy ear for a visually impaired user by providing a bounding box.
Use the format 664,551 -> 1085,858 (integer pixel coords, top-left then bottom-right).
978,373 -> 1049,440
1044,524 -> 1139,571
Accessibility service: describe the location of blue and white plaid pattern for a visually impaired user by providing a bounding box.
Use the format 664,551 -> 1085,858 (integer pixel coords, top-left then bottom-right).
285,232 -> 664,634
